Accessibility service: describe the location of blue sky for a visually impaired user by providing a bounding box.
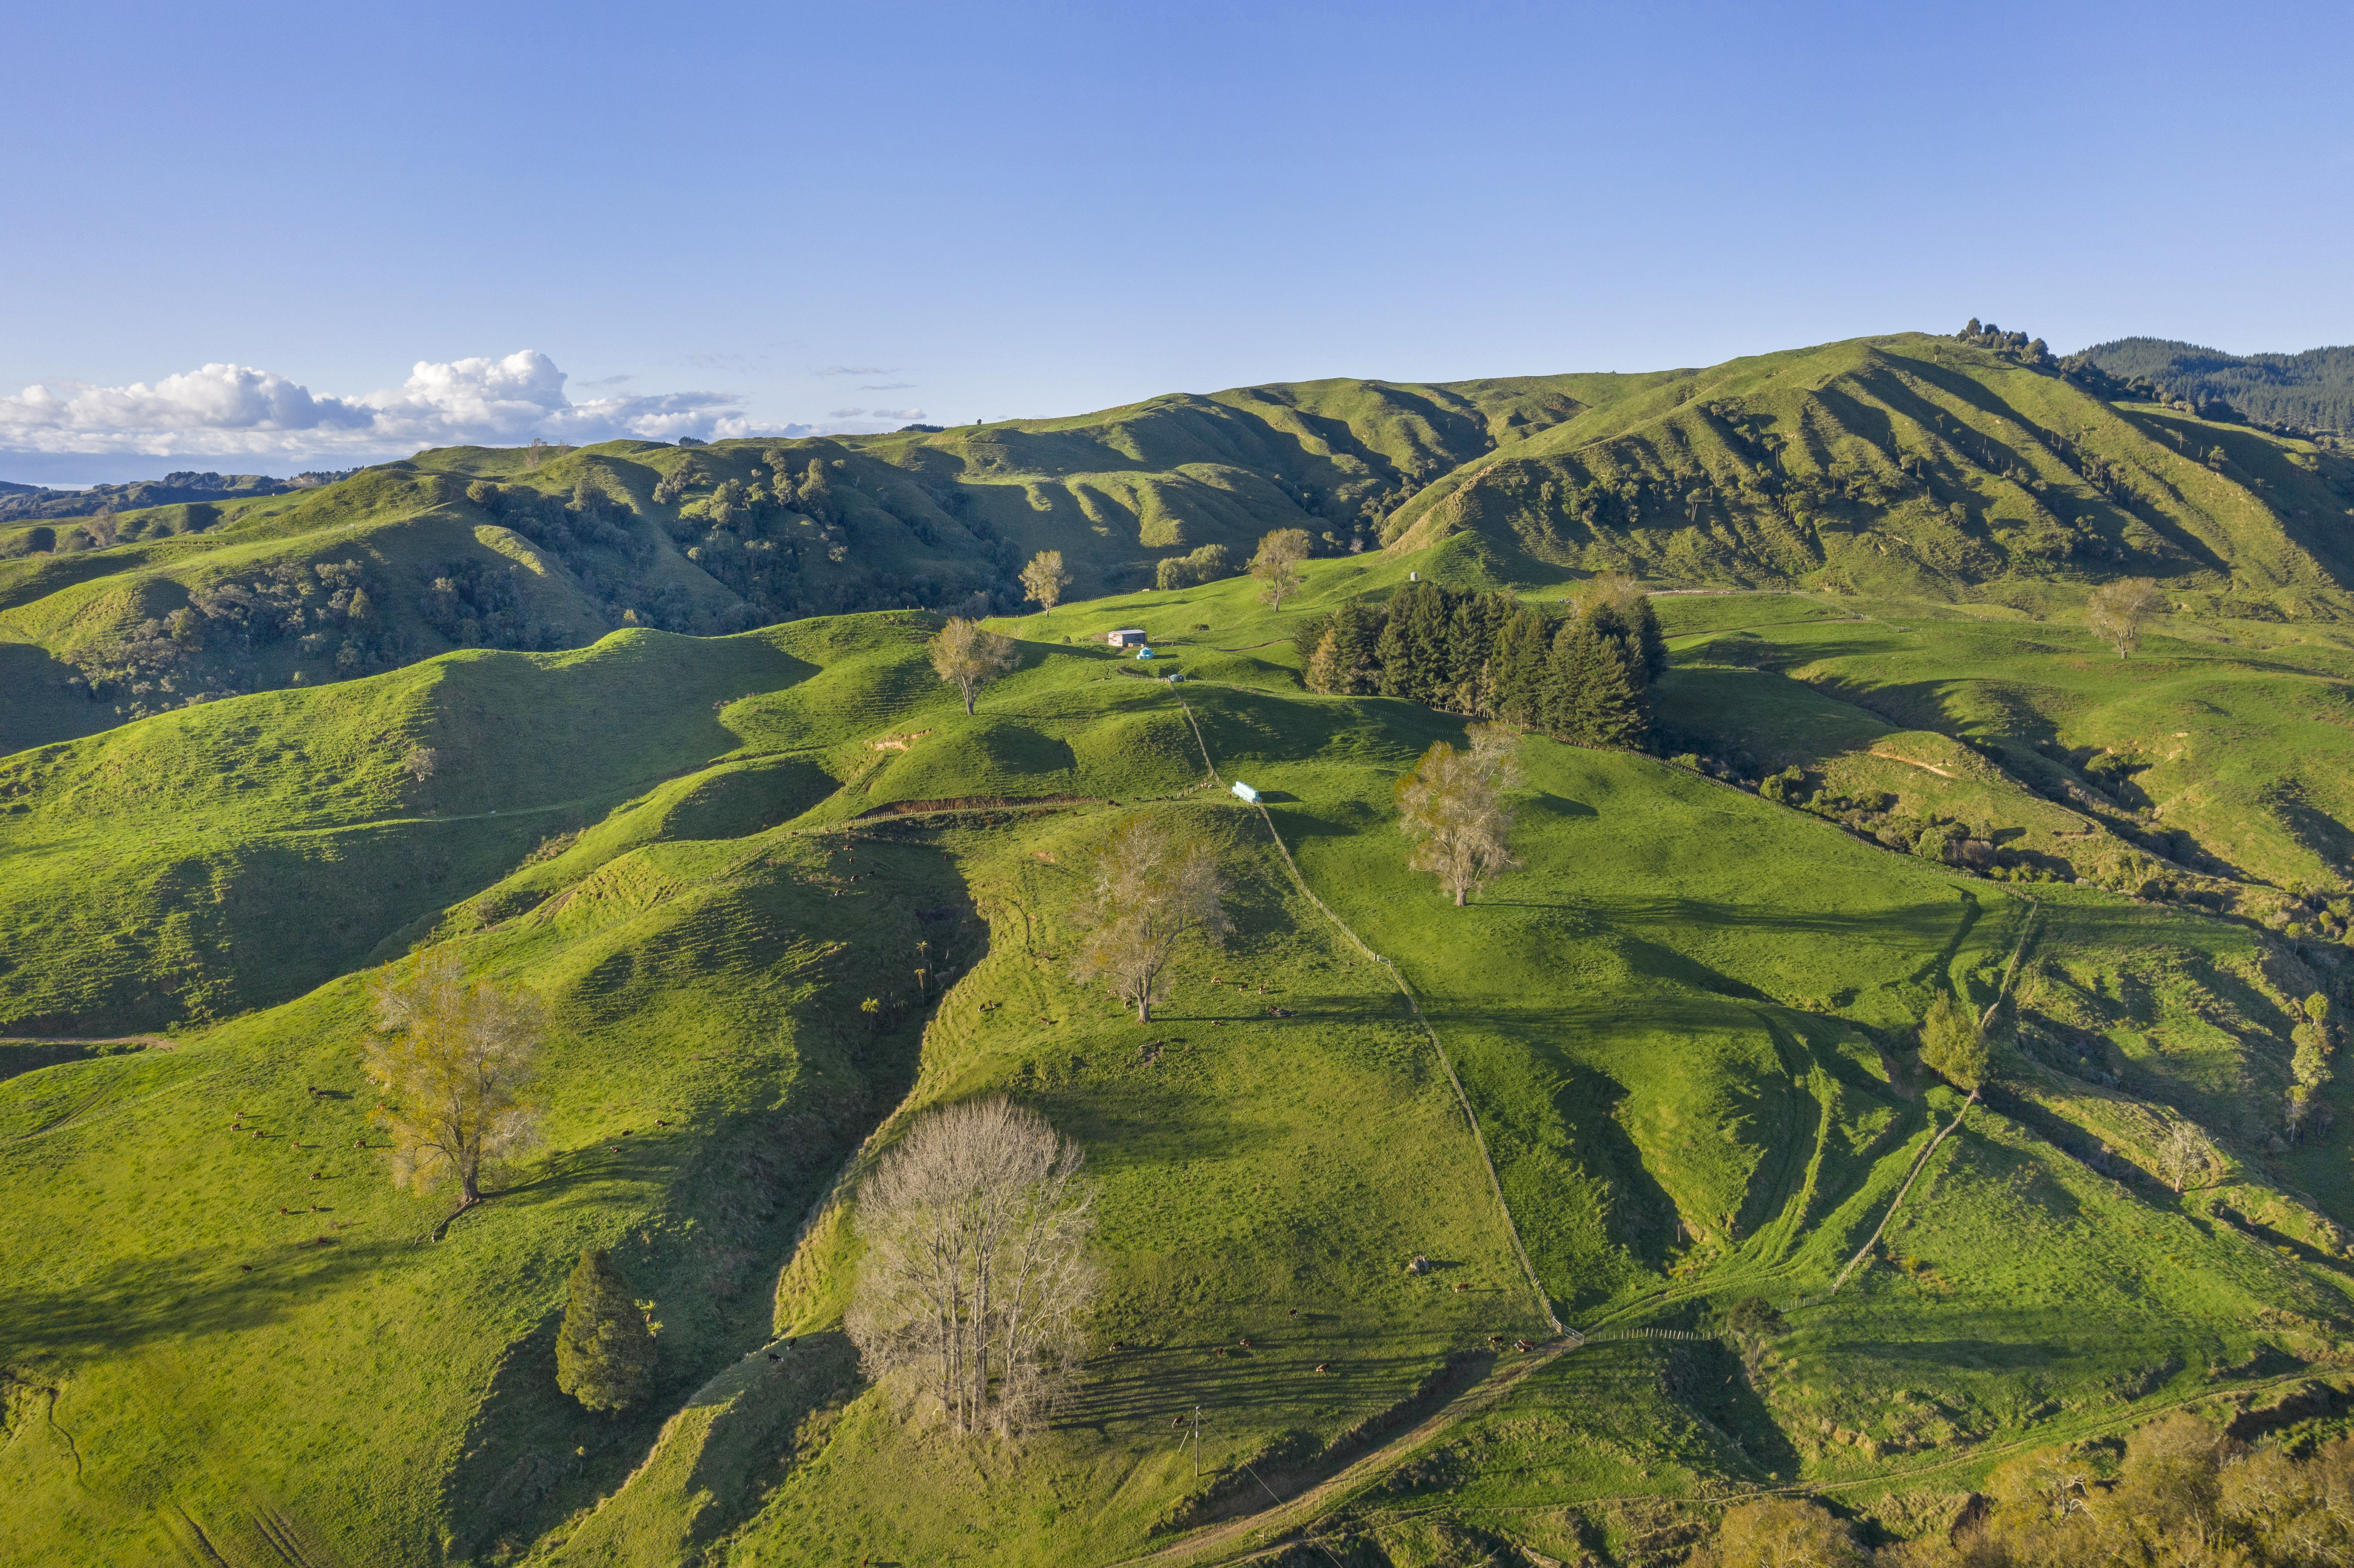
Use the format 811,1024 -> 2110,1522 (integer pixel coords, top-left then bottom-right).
6,0 -> 2350,483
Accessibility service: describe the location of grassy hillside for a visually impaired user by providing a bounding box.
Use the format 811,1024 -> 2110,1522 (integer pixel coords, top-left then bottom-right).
7,551 -> 2354,1566
1386,333 -> 2354,609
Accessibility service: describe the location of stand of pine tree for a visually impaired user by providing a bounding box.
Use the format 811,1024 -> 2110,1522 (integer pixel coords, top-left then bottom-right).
1296,579 -> 1665,749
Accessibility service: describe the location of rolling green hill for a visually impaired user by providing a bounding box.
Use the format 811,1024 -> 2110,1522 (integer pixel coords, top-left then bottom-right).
1386,333 -> 2354,605
7,544 -> 2354,1567
11,330 -> 2351,765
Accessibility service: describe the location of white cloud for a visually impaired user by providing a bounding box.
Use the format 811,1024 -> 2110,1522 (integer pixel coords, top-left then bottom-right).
816,364 -> 896,377
822,405 -> 927,425
0,350 -> 810,462
860,380 -> 916,390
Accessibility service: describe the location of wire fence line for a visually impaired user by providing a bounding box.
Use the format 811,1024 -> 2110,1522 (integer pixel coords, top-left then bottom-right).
1172,696 -> 1568,1342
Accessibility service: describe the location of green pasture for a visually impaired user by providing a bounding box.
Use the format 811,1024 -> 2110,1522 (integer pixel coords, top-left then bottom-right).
3,539 -> 2351,1566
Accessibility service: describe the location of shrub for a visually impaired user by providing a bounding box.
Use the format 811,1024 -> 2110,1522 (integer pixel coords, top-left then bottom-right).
555,1249 -> 657,1411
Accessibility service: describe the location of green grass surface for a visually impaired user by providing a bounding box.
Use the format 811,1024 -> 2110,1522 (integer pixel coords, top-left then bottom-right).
4,544 -> 2353,1567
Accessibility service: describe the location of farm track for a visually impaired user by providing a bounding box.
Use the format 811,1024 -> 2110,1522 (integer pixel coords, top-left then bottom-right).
1110,1338 -> 1576,1568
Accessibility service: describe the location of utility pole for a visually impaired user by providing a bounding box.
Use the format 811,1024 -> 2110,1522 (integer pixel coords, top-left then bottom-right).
1192,1402 -> 1202,1479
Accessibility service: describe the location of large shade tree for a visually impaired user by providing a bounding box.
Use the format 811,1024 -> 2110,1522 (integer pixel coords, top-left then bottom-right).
1019,550 -> 1071,610
364,951 -> 545,1207
1071,816 -> 1231,1022
847,1098 -> 1098,1437
930,616 -> 1019,715
1249,527 -> 1311,610
1396,724 -> 1523,906
2086,577 -> 2163,659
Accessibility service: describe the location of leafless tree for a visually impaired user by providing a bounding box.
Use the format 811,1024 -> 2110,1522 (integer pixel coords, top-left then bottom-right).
1071,816 -> 1232,1022
1396,730 -> 1522,906
847,1098 -> 1098,1437
364,952 -> 545,1207
1019,550 -> 1072,610
402,745 -> 440,784
2086,578 -> 2163,660
2153,1119 -> 2214,1195
930,616 -> 1019,715
1249,527 -> 1311,610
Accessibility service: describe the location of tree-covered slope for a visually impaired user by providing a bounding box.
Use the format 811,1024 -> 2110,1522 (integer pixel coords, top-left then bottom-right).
2086,336 -> 2354,434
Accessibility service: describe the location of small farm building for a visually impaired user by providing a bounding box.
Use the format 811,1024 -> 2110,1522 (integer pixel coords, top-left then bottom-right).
1107,628 -> 1147,647
1231,781 -> 1261,804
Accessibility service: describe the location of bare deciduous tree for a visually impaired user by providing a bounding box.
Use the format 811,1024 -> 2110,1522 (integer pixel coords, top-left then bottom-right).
1397,728 -> 1523,906
1071,817 -> 1232,1022
847,1098 -> 1098,1437
1019,550 -> 1072,610
402,745 -> 440,784
1249,527 -> 1311,610
2086,577 -> 2163,660
364,952 -> 546,1207
930,616 -> 1019,715
2153,1119 -> 2215,1195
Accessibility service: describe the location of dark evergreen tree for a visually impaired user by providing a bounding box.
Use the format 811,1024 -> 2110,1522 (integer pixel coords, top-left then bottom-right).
1489,605 -> 1556,728
1584,592 -> 1668,684
555,1248 -> 657,1411
1544,620 -> 1650,748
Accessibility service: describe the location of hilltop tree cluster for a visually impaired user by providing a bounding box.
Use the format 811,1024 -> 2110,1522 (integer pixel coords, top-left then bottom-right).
1692,1414 -> 2354,1568
1296,575 -> 1666,749
1954,317 -> 2053,365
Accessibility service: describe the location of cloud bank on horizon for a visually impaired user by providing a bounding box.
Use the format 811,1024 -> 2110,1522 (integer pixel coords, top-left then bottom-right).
0,351 -> 920,464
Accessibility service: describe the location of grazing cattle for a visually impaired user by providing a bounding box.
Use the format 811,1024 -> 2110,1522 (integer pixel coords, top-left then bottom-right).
1315,1362 -> 1330,1373
768,1353 -> 780,1363
278,1207 -> 289,1215
1514,1340 -> 1533,1353
1238,1338 -> 1251,1349
1452,1282 -> 1467,1293
1214,1348 -> 1227,1358
1288,1308 -> 1299,1318
1173,1416 -> 1187,1427
1110,1341 -> 1125,1351
240,1265 -> 252,1272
